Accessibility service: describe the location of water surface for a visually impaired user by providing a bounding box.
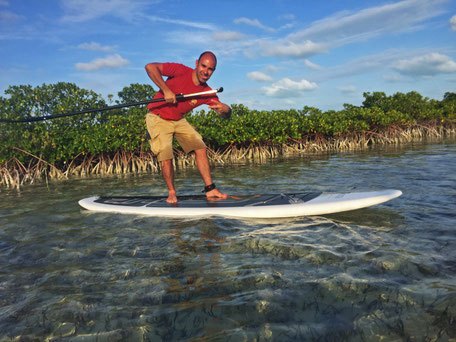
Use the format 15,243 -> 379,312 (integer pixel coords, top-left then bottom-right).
1,140 -> 455,341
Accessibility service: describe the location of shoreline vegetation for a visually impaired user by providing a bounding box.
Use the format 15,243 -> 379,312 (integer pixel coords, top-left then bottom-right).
1,82 -> 455,190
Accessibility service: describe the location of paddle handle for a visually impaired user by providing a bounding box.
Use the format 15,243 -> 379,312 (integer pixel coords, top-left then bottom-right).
1,87 -> 224,123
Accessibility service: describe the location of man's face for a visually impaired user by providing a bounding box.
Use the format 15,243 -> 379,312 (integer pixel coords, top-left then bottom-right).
195,55 -> 216,84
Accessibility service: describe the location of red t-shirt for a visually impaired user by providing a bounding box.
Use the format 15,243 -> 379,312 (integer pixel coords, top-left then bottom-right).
147,63 -> 219,120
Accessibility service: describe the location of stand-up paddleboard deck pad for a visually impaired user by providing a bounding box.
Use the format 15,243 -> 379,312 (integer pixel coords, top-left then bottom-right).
79,189 -> 402,218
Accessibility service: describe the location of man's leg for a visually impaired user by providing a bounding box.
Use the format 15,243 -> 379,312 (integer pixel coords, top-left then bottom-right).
161,159 -> 177,203
146,114 -> 177,203
194,148 -> 227,199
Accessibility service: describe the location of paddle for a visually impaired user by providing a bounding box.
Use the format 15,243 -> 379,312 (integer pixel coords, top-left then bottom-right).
0,87 -> 223,123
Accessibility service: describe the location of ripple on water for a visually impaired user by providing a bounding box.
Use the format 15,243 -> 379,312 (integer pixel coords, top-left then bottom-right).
1,141 -> 456,340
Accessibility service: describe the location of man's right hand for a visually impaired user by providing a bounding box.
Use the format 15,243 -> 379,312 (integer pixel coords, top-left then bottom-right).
163,89 -> 177,104
145,63 -> 177,104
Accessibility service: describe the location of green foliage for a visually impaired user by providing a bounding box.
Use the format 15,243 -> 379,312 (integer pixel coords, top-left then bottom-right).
440,92 -> 456,121
0,83 -> 454,167
0,83 -> 106,164
117,83 -> 156,103
189,104 -> 315,146
362,90 -> 446,122
0,82 -> 153,165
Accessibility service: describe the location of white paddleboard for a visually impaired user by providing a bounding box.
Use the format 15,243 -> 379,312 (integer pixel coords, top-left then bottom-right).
78,189 -> 402,218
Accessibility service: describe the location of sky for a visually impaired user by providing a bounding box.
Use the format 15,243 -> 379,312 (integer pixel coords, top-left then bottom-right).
0,0 -> 455,111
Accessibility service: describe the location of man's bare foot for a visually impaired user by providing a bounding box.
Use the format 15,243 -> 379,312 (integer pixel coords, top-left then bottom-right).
166,191 -> 178,204
206,188 -> 228,200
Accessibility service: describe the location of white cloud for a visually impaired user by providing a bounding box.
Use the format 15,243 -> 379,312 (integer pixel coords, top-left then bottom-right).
0,10 -> 22,22
165,30 -> 217,45
287,0 -> 448,47
278,14 -> 296,30
75,54 -> 129,71
450,15 -> 456,31
383,74 -> 406,83
238,0 -> 448,61
310,49 -> 426,83
247,65 -> 280,83
262,78 -> 317,97
212,31 -> 246,41
62,0 -> 216,31
247,71 -> 273,82
234,17 -> 275,32
148,15 -> 216,30
305,59 -> 323,70
266,65 -> 280,73
393,53 -> 456,76
339,85 -> 357,94
278,14 -> 296,21
61,0 -> 154,22
279,23 -> 296,31
261,40 -> 327,58
77,42 -> 116,51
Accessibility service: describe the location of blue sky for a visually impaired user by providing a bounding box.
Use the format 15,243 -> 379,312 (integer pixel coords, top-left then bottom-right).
1,0 -> 455,111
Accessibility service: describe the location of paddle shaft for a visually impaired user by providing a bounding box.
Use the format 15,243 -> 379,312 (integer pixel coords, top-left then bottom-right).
0,87 -> 223,123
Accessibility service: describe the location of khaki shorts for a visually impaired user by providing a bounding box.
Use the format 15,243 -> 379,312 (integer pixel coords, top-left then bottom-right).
145,113 -> 206,161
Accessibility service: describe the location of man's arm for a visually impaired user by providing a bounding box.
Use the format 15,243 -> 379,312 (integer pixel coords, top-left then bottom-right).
145,63 -> 177,104
209,99 -> 231,119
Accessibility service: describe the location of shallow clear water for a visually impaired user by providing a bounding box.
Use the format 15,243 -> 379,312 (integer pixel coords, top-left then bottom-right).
1,140 -> 455,341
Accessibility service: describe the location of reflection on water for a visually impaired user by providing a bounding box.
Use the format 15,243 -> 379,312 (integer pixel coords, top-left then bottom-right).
1,140 -> 456,341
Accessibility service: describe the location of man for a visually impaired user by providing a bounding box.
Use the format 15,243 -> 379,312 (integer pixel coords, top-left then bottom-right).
145,51 -> 231,204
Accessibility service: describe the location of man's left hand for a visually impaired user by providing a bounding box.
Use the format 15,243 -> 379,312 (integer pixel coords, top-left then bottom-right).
209,100 -> 231,119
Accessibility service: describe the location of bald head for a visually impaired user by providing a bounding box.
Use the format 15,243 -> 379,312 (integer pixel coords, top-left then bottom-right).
198,51 -> 217,67
194,51 -> 218,85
